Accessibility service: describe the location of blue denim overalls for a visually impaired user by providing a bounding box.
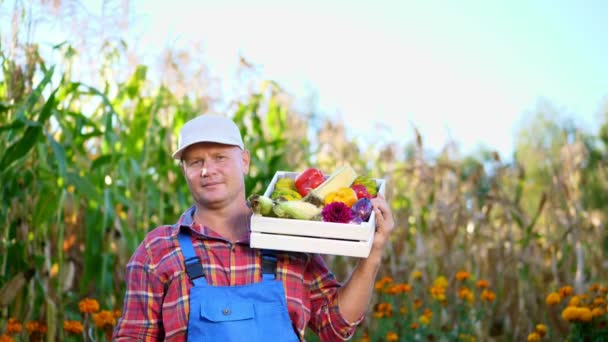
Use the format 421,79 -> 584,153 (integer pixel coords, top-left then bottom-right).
177,228 -> 300,341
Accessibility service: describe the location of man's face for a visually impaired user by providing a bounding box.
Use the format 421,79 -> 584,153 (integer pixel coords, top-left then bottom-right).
180,142 -> 250,209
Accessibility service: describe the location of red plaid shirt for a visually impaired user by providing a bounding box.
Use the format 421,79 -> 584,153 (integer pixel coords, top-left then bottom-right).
114,207 -> 360,341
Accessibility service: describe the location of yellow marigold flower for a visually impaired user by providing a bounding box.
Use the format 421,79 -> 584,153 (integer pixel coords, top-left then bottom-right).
459,333 -> 476,342
455,271 -> 470,281
568,296 -> 581,307
527,332 -> 541,342
535,324 -> 547,337
410,322 -> 419,330
591,307 -> 605,318
545,292 -> 561,306
0,335 -> 14,342
6,318 -> 22,334
481,290 -> 496,302
559,285 -> 574,297
476,279 -> 490,289
79,298 -> 100,314
63,320 -> 84,334
412,270 -> 423,280
562,306 -> 579,321
419,315 -> 431,325
92,310 -> 116,328
577,307 -> 593,322
386,331 -> 399,342
433,276 -> 448,288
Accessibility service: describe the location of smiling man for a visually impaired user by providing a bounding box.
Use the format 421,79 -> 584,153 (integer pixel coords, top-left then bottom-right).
114,114 -> 395,341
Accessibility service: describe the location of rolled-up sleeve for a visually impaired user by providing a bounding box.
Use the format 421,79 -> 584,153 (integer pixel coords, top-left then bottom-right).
306,254 -> 363,341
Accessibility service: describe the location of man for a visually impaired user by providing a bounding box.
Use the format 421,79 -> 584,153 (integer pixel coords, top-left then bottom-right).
114,114 -> 395,341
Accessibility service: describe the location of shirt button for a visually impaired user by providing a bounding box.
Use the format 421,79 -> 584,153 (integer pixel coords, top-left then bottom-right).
223,307 -> 230,315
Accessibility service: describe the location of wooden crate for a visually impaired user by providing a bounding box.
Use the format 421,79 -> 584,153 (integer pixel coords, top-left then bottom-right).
250,171 -> 386,258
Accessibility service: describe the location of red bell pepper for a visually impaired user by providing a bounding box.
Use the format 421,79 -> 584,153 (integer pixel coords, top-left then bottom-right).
351,184 -> 372,199
294,167 -> 325,196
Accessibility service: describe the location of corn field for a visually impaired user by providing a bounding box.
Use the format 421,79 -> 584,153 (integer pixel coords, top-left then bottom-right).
1,5 -> 608,341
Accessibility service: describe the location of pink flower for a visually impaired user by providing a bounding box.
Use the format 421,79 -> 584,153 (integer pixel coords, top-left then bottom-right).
322,202 -> 354,223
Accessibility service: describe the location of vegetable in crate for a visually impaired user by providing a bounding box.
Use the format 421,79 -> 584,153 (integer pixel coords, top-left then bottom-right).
351,184 -> 372,199
351,197 -> 373,221
272,200 -> 322,220
323,187 -> 358,208
270,188 -> 302,201
248,194 -> 274,216
304,165 -> 357,206
294,167 -> 324,196
275,177 -> 297,191
352,175 -> 377,197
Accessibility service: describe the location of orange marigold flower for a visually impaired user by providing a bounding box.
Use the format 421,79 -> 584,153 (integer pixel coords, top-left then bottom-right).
413,298 -> 423,309
458,287 -> 474,303
25,321 -> 47,334
92,310 -> 116,328
481,290 -> 496,302
386,331 -> 399,342
559,285 -> 574,297
589,284 -> 601,293
410,322 -> 419,330
113,310 -> 122,318
0,335 -> 14,342
535,324 -> 547,337
430,284 -> 446,299
476,279 -> 490,289
6,318 -> 22,334
399,306 -> 407,314
79,298 -> 100,314
412,270 -> 423,280
545,292 -> 561,306
63,320 -> 84,334
527,332 -> 541,342
455,271 -> 470,281
594,297 -> 607,306
562,306 -> 579,321
422,308 -> 433,318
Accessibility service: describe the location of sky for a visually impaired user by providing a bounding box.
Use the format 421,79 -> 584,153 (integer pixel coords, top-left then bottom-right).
5,0 -> 608,159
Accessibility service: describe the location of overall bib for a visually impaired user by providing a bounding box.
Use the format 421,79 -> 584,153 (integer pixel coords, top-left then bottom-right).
177,229 -> 300,341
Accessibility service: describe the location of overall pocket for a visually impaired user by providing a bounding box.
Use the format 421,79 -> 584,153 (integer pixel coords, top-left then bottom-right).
196,300 -> 256,340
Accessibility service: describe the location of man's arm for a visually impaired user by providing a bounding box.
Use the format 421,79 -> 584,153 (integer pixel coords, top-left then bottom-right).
337,193 -> 395,323
114,243 -> 165,341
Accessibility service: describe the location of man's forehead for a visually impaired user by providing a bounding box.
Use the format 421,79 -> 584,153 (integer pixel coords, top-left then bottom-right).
182,142 -> 241,157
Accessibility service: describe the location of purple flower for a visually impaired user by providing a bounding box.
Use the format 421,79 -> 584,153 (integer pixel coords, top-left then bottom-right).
322,202 -> 354,223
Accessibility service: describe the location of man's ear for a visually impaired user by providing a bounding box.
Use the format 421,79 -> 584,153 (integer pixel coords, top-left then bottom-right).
241,150 -> 251,174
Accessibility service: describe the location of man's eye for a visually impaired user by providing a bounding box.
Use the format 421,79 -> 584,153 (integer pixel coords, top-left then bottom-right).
190,160 -> 202,167
216,155 -> 226,161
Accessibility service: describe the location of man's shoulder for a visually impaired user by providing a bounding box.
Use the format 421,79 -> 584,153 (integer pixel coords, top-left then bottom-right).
137,225 -> 178,252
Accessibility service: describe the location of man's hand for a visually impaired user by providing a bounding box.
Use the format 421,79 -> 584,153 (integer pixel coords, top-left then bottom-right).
369,193 -> 395,258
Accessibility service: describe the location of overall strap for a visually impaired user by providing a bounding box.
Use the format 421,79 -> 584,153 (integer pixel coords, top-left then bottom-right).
261,249 -> 278,281
177,227 -> 207,286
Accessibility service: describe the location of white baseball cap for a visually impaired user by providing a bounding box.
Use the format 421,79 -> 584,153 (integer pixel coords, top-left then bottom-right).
172,114 -> 245,159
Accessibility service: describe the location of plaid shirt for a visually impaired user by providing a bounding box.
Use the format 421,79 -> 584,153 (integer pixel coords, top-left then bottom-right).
114,207 -> 360,341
